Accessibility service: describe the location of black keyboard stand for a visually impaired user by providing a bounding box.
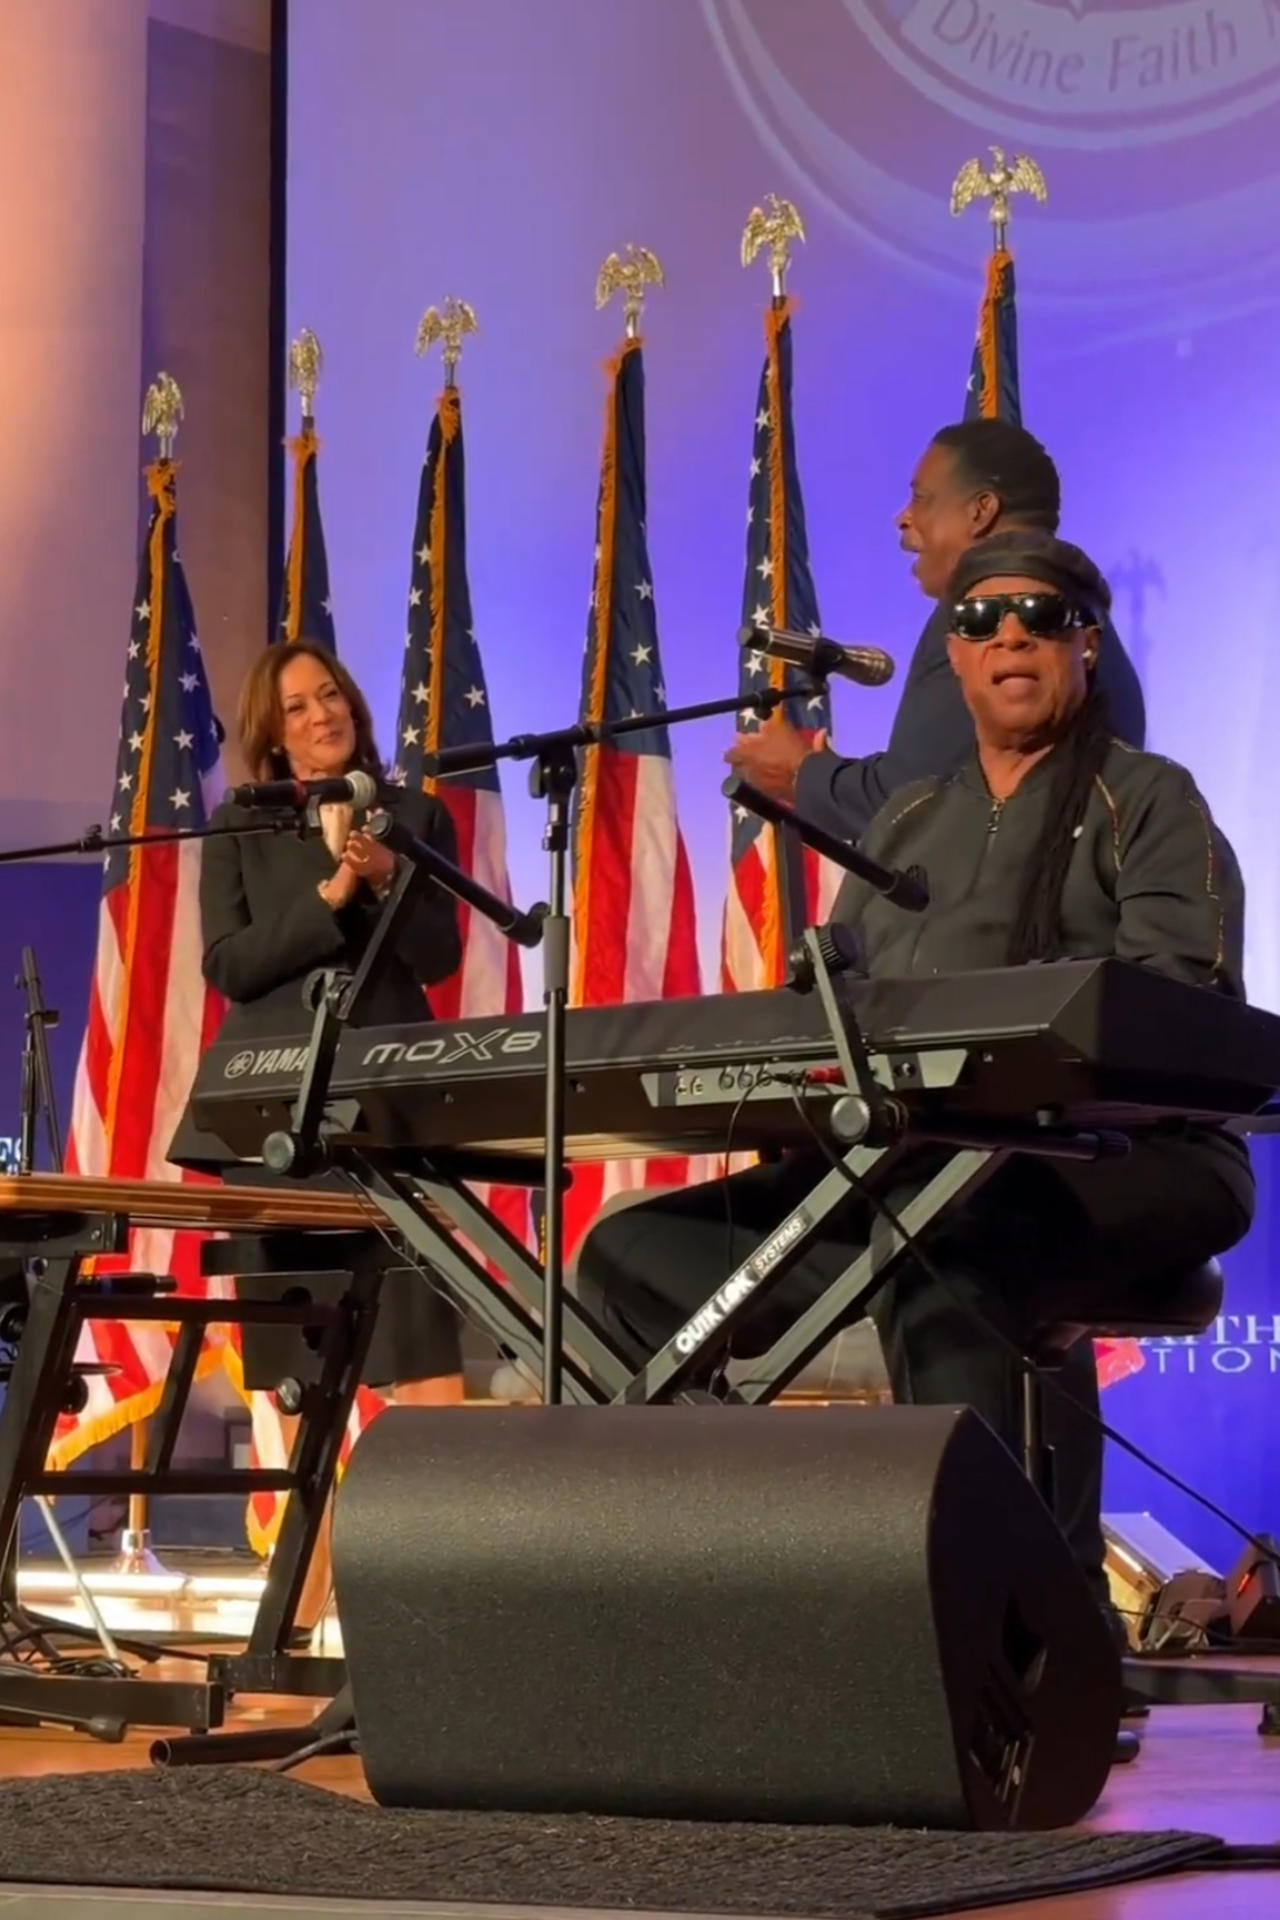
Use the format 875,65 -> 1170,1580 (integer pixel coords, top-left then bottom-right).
610,927 -> 1131,1405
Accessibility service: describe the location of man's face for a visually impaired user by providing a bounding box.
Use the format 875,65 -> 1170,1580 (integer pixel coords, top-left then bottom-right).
945,573 -> 1096,750
896,443 -> 997,599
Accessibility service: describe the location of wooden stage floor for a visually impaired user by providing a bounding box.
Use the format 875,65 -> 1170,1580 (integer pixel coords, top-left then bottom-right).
0,1667 -> 1276,1918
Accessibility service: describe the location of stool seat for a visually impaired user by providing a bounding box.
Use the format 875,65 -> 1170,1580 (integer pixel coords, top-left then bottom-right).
1029,1258 -> 1224,1367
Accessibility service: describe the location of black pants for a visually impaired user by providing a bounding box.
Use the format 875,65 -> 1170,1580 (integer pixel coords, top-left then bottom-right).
576,1134 -> 1254,1602
237,1234 -> 462,1392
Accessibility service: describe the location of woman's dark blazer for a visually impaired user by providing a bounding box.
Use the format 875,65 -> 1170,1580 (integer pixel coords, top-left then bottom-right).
199,781 -> 462,1039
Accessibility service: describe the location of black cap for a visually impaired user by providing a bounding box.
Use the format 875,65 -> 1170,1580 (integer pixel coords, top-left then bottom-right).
948,532 -> 1112,620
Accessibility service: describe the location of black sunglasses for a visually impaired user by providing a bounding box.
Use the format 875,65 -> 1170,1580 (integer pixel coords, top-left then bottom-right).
951,592 -> 1095,641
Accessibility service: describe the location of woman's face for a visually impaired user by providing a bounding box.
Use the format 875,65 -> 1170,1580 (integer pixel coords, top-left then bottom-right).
276,651 -> 357,779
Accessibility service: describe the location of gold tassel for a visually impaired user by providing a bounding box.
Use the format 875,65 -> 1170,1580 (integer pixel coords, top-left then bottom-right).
977,251 -> 1012,422
282,427 -> 319,643
421,389 -> 460,793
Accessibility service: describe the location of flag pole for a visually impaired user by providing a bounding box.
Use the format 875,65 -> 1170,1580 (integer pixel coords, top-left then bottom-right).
416,294 -> 478,393
111,375 -> 185,1581
950,146 -> 1046,425
949,142 -> 1047,257
739,196 -> 811,982
279,328 -> 337,647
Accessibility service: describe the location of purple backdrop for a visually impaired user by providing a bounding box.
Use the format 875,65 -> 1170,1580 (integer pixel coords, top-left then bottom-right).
284,0 -> 1280,1565
0,866 -> 101,1175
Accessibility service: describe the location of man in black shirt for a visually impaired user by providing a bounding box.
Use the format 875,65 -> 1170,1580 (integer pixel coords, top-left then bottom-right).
580,535 -> 1249,1606
725,420 -> 1146,840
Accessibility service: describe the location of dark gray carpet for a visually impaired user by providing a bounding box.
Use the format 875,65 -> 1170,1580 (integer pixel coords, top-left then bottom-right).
0,1769 -> 1227,1916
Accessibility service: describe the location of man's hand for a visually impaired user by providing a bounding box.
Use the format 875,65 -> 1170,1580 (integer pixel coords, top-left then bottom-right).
724,721 -> 826,800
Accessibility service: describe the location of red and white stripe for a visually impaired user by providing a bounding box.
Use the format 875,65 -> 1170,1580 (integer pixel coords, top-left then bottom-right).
52,790 -> 229,1469
567,753 -> 709,1252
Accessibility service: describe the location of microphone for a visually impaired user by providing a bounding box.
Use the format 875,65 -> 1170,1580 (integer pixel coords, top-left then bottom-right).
738,623 -> 895,688
226,770 -> 380,811
722,775 -> 929,913
367,812 -> 548,950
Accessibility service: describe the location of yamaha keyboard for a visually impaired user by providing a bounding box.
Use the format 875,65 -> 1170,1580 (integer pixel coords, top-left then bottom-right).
184,958 -> 1280,1167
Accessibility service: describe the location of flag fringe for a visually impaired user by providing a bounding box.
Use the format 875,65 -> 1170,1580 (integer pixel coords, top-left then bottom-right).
572,338 -> 636,1005
422,390 -> 459,787
282,428 -> 319,645
977,251 -> 1012,424
44,1341 -> 227,1472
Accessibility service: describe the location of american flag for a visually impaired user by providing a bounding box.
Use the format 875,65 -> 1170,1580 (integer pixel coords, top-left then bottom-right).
392,385 -> 522,1023
567,337 -> 702,1253
723,301 -> 837,993
393,380 -> 528,1249
964,250 -> 1021,425
50,459 -> 228,1468
278,421 -> 337,646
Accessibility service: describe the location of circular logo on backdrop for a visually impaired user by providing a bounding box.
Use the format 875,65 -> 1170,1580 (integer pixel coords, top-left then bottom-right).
701,0 -> 1280,317
224,1050 -> 256,1080
844,0 -> 1280,147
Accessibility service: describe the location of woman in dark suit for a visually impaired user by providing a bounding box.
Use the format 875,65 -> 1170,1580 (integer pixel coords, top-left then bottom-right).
201,640 -> 464,1627
202,642 -> 461,1032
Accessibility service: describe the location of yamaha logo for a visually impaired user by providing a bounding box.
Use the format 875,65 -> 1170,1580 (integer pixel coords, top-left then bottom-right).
222,1044 -> 310,1080
701,0 -> 1280,319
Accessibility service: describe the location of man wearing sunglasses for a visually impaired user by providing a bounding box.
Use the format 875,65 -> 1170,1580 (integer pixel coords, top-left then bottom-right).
725,418 -> 1146,839
580,532 -> 1250,1617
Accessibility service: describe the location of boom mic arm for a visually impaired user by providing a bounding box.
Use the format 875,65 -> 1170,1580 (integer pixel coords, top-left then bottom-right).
722,775 -> 929,913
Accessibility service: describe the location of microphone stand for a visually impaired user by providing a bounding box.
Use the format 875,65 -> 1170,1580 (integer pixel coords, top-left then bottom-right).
423,680 -> 815,1408
721,775 -> 930,914
0,817 -> 303,869
16,947 -> 61,1176
1,946 -> 133,1703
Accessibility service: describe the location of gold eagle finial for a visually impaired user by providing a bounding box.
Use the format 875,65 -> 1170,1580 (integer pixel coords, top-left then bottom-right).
950,146 -> 1047,251
287,328 -> 324,418
141,372 -> 183,457
416,297 -> 478,385
741,194 -> 806,298
595,244 -> 664,337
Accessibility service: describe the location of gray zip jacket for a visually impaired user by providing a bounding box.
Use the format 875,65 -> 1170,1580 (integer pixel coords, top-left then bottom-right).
833,738 -> 1253,1212
836,740 -> 1243,997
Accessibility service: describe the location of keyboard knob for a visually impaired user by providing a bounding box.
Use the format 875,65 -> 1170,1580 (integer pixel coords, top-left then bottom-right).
831,1096 -> 873,1145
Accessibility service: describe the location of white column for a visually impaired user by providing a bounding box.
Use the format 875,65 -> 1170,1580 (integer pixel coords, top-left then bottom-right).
0,0 -> 150,836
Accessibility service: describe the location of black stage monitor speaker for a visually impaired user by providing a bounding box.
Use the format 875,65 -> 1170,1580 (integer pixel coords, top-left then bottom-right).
333,1404 -> 1122,1830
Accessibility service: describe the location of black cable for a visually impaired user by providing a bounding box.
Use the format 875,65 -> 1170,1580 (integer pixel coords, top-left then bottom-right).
784,1082 -> 1280,1581
1180,1845 -> 1280,1870
267,1726 -> 357,1773
722,1077 -> 766,1271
